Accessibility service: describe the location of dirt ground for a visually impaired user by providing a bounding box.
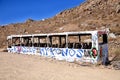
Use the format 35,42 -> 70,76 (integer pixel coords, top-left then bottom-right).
0,52 -> 120,80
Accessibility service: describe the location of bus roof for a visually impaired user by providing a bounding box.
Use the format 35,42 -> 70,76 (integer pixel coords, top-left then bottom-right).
7,30 -> 107,39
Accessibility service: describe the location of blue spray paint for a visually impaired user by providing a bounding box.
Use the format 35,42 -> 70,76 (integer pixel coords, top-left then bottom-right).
69,49 -> 76,57
76,49 -> 83,58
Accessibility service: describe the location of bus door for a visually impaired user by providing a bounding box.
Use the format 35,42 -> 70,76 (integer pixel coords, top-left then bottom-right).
98,33 -> 108,65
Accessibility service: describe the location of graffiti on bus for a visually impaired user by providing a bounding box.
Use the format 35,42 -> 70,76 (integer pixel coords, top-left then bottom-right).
9,46 -> 97,63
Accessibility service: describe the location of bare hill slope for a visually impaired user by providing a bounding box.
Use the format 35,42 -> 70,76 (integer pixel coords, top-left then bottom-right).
0,0 -> 120,48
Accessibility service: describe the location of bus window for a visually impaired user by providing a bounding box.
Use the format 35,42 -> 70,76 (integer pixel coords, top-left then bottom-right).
68,34 -> 92,49
59,36 -> 66,48
7,39 -> 12,48
68,36 -> 78,48
50,36 -> 59,48
103,34 -> 108,43
21,37 -> 33,47
39,37 -> 47,47
98,34 -> 108,44
12,37 -> 21,46
33,37 -> 39,47
48,36 -> 66,48
80,35 -> 92,49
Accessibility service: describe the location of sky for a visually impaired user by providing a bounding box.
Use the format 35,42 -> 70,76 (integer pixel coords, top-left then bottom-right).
0,0 -> 85,25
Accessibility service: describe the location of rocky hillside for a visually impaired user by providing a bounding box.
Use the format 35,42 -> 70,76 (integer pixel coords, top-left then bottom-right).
0,0 -> 120,49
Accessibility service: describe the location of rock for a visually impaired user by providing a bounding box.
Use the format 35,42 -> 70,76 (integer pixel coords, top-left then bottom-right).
59,27 -> 64,30
109,33 -> 116,38
26,18 -> 34,23
112,61 -> 120,70
116,2 -> 120,13
81,23 -> 88,27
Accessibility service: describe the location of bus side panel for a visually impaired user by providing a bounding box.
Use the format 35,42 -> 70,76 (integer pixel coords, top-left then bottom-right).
8,46 -> 99,64
8,46 -> 17,53
39,48 -> 97,63
65,48 -> 84,62
8,46 -> 37,55
7,47 -> 13,53
39,47 -> 85,62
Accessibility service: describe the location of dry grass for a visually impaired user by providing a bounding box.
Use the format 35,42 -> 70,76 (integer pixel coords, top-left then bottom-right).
110,26 -> 120,35
110,48 -> 120,61
109,48 -> 120,70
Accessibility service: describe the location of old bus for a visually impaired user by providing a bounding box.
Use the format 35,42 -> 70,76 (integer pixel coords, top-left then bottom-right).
7,30 -> 109,65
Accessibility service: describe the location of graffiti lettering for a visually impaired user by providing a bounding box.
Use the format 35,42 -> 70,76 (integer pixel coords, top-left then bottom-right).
69,49 -> 75,57
9,46 -> 98,63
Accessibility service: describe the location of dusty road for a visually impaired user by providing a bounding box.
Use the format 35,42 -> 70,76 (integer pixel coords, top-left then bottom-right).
0,52 -> 120,80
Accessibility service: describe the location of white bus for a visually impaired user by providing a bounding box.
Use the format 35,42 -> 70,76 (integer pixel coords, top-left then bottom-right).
7,30 -> 109,65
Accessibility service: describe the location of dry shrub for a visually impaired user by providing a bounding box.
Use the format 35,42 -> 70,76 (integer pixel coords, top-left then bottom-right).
111,48 -> 120,61
110,48 -> 120,70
